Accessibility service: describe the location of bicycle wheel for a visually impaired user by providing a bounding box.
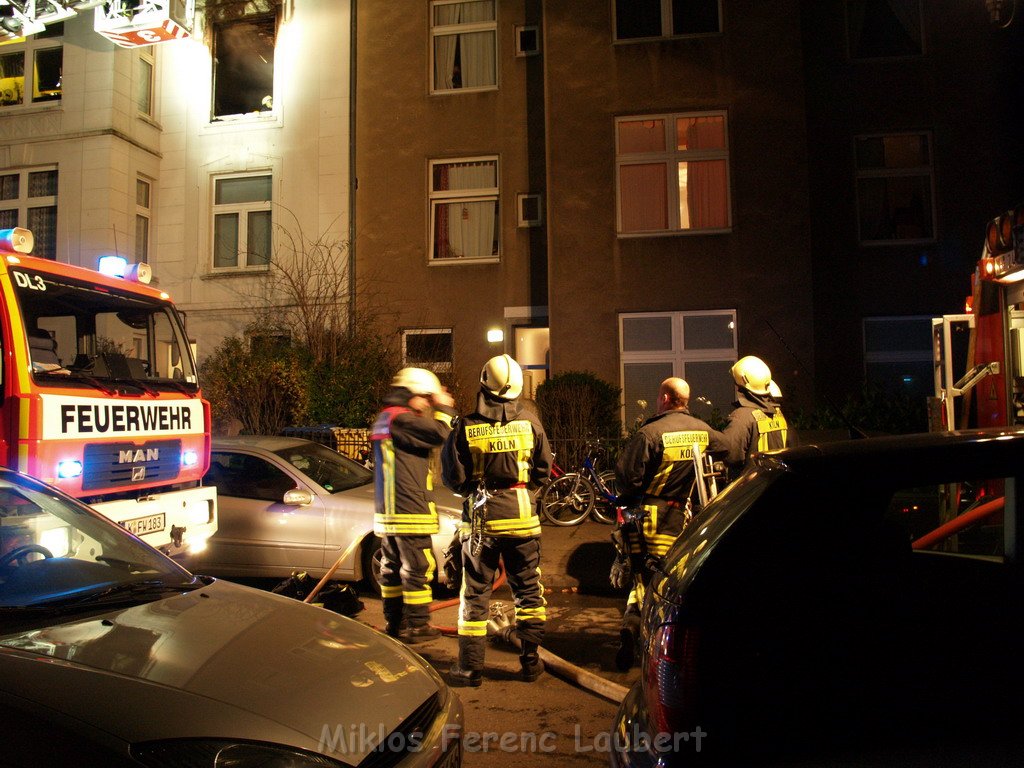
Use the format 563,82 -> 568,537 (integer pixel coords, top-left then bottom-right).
540,474 -> 595,526
590,471 -> 620,524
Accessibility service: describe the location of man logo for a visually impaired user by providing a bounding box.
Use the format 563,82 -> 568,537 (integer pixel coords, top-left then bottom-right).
120,448 -> 159,463
132,466 -> 146,481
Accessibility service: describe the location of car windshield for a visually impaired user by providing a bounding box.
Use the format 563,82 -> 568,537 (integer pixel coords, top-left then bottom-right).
274,442 -> 373,493
0,472 -> 195,615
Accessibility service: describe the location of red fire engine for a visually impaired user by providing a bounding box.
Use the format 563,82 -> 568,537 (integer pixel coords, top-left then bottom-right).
0,228 -> 216,557
932,204 -> 1024,431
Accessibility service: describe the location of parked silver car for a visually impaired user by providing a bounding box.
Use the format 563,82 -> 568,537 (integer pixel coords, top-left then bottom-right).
0,466 -> 463,767
191,436 -> 463,590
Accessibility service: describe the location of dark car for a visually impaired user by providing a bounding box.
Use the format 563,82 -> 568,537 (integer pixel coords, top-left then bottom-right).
612,428 -> 1024,766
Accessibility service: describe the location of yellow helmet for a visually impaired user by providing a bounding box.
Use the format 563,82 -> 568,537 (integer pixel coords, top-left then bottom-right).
731,356 -> 773,396
480,354 -> 523,400
391,367 -> 441,397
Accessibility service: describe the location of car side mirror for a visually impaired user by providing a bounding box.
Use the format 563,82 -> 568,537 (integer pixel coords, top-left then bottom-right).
282,488 -> 313,506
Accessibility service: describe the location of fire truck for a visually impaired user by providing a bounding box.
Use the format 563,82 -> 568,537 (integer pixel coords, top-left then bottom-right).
0,227 -> 216,557
932,204 -> 1024,431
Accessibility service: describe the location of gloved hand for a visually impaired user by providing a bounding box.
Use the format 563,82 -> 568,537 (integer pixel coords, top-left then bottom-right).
609,555 -> 632,590
442,534 -> 463,590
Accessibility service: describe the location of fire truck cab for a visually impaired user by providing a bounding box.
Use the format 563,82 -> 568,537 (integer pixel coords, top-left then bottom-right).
0,228 -> 216,558
932,204 -> 1024,432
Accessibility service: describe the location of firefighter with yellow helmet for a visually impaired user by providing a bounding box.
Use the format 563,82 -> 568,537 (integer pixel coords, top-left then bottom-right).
723,355 -> 791,474
441,354 -> 553,687
372,367 -> 457,643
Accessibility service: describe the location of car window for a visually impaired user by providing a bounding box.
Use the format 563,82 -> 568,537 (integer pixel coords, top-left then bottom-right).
274,442 -> 373,493
884,476 -> 1009,560
206,452 -> 296,502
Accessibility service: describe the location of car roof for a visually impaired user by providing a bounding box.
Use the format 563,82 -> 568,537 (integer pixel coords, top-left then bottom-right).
752,427 -> 1024,484
211,435 -> 313,452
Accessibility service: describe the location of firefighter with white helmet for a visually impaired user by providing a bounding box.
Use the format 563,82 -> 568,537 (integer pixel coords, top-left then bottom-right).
441,354 -> 553,687
371,367 -> 457,643
723,355 -> 791,474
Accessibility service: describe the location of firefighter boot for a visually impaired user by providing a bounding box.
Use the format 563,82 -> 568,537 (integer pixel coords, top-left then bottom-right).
448,665 -> 483,687
616,612 -> 641,671
520,641 -> 544,682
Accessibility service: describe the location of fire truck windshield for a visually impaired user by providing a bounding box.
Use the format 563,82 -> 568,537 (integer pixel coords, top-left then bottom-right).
10,267 -> 198,392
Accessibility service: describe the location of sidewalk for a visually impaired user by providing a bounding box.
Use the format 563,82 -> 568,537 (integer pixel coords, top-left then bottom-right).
537,519 -> 618,591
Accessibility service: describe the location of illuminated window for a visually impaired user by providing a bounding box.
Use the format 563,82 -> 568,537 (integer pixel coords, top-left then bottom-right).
211,173 -> 272,270
136,178 -> 152,262
0,167 -> 57,259
616,112 -> 731,235
619,310 -> 737,428
211,15 -> 275,119
855,132 -> 935,244
403,328 -> 453,373
429,157 -> 499,262
0,23 -> 63,108
430,0 -> 497,93
614,0 -> 720,41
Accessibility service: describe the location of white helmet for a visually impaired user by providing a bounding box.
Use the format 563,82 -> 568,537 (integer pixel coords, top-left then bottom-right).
731,356 -> 773,396
391,367 -> 441,397
480,354 -> 523,400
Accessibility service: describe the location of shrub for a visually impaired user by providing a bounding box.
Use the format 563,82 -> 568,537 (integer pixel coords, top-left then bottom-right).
536,371 -> 622,468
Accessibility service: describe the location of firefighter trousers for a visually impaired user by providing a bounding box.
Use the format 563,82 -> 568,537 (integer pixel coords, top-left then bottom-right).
379,534 -> 436,629
458,535 -> 545,671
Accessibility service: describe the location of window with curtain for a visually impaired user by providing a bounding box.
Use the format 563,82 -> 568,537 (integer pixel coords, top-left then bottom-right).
429,157 -> 499,262
614,0 -> 721,41
430,0 -> 497,93
211,173 -> 273,270
0,23 -> 63,108
855,132 -> 934,244
620,310 -> 737,428
0,168 -> 57,259
616,112 -> 730,235
846,0 -> 923,59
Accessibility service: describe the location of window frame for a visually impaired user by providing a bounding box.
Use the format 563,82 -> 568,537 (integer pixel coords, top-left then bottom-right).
428,155 -> 500,265
613,0 -> 722,43
615,111 -> 732,237
862,314 -> 934,395
210,13 -> 277,122
135,46 -> 155,119
429,0 -> 499,95
854,130 -> 936,246
0,166 -> 58,260
0,23 -> 64,109
402,327 -> 454,373
135,176 -> 152,263
618,309 -> 737,427
209,172 -> 273,273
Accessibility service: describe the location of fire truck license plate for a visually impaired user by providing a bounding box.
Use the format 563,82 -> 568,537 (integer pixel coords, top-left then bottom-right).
121,513 -> 166,536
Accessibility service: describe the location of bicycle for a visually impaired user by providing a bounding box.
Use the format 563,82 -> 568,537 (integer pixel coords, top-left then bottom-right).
540,443 -> 620,526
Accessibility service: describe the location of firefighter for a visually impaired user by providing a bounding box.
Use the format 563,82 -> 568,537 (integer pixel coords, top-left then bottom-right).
722,355 -> 791,475
372,367 -> 457,643
441,354 -> 553,687
613,377 -> 729,670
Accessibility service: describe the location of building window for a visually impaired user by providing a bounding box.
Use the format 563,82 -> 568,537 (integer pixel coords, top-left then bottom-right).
619,310 -> 736,428
864,316 -> 933,398
0,168 -> 57,259
402,328 -> 453,373
430,0 -> 497,93
616,112 -> 730,235
136,178 -> 151,262
212,173 -> 272,270
135,48 -> 155,117
614,0 -> 720,41
212,15 -> 275,119
0,23 -> 63,108
846,0 -> 923,59
855,132 -> 934,244
429,157 -> 499,262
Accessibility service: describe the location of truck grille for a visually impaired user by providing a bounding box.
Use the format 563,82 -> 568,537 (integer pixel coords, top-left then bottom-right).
82,440 -> 182,491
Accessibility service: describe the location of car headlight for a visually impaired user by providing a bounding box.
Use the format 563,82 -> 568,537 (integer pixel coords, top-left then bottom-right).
132,740 -> 346,767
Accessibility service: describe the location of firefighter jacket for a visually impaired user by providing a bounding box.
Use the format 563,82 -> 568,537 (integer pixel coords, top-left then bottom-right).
441,391 -> 553,538
615,409 -> 729,557
723,388 -> 790,473
372,388 -> 457,536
